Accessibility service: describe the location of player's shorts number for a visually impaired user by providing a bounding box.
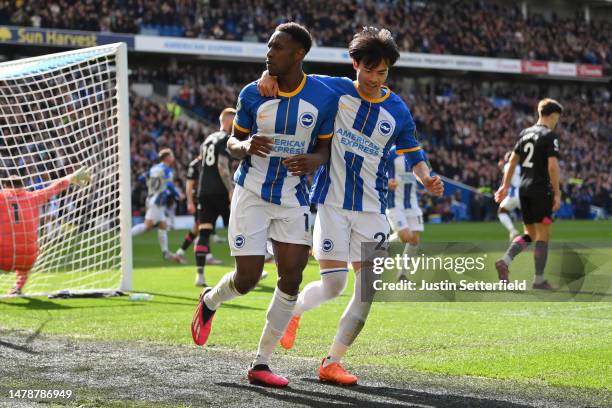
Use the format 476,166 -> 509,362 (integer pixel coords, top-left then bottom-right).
205,143 -> 216,166
374,232 -> 389,250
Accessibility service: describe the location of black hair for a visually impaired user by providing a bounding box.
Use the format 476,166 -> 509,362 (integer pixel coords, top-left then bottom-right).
538,98 -> 564,117
349,27 -> 400,68
276,22 -> 313,54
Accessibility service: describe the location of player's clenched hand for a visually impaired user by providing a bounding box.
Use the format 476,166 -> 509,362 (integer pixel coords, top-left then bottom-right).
257,71 -> 278,97
423,175 -> 444,196
552,193 -> 561,212
388,178 -> 398,191
283,154 -> 322,176
243,135 -> 273,158
494,186 -> 508,203
187,201 -> 196,214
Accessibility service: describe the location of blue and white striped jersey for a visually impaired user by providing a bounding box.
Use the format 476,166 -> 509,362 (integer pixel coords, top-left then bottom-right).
387,146 -> 422,216
233,74 -> 338,207
310,76 -> 427,214
141,163 -> 178,207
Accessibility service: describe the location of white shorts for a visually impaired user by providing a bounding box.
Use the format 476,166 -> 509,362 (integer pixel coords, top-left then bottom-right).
145,197 -> 167,224
386,208 -> 424,233
500,195 -> 521,211
313,204 -> 389,263
228,185 -> 312,256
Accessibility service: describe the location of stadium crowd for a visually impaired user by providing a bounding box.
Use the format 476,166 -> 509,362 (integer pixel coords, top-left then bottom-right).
1,0 -> 610,65
129,65 -> 611,220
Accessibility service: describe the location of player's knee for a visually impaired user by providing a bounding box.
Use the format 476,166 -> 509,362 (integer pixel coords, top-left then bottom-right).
407,233 -> 420,246
398,229 -> 412,244
277,271 -> 303,294
322,272 -> 348,298
233,272 -> 261,294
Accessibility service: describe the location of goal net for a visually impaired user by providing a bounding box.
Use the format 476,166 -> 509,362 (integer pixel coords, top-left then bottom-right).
0,43 -> 132,297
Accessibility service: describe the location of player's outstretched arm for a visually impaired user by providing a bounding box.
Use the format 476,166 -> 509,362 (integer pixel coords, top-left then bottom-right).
32,167 -> 90,204
412,161 -> 444,197
495,152 -> 519,203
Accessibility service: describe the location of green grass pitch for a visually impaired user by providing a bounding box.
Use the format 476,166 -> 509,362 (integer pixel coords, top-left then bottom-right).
1,220 -> 610,391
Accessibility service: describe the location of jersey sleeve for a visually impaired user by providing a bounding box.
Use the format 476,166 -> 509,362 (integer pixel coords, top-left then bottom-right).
395,108 -> 427,168
186,159 -> 198,180
547,133 -> 560,158
317,98 -> 338,140
164,168 -> 179,198
31,179 -> 70,205
387,148 -> 397,179
233,83 -> 256,134
310,75 -> 349,96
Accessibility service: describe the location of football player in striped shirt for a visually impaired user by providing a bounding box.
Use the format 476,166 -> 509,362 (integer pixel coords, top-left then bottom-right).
386,146 -> 424,280
259,27 -> 444,385
191,23 -> 339,387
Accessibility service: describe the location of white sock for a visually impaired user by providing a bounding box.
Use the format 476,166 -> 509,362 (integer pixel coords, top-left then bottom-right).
498,213 -> 515,233
323,342 -> 349,367
324,269 -> 372,367
398,243 -> 418,278
389,232 -> 399,242
131,223 -> 146,236
252,288 -> 297,367
176,248 -> 185,256
204,271 -> 240,310
293,268 -> 348,316
157,228 -> 168,253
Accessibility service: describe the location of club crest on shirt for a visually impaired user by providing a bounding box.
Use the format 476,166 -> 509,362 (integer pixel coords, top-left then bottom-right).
378,120 -> 393,136
299,112 -> 315,129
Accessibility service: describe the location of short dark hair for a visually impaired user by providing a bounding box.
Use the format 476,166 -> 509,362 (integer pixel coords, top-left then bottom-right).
349,27 -> 400,68
538,98 -> 564,117
276,22 -> 313,54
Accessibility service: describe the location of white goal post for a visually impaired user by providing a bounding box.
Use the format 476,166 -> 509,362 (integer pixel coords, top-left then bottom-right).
0,43 -> 132,297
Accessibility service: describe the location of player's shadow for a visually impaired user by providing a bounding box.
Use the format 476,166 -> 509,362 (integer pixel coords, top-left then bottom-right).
251,284 -> 276,294
142,292 -> 265,310
218,380 -> 532,407
300,378 -> 533,407
0,297 -> 74,310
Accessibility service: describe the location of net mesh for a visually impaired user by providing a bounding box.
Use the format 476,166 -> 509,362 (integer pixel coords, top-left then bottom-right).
0,46 -> 125,296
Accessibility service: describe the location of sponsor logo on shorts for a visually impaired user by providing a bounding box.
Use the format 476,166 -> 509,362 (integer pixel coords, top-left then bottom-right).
322,238 -> 334,252
378,120 -> 393,136
299,112 -> 315,129
235,235 -> 246,248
